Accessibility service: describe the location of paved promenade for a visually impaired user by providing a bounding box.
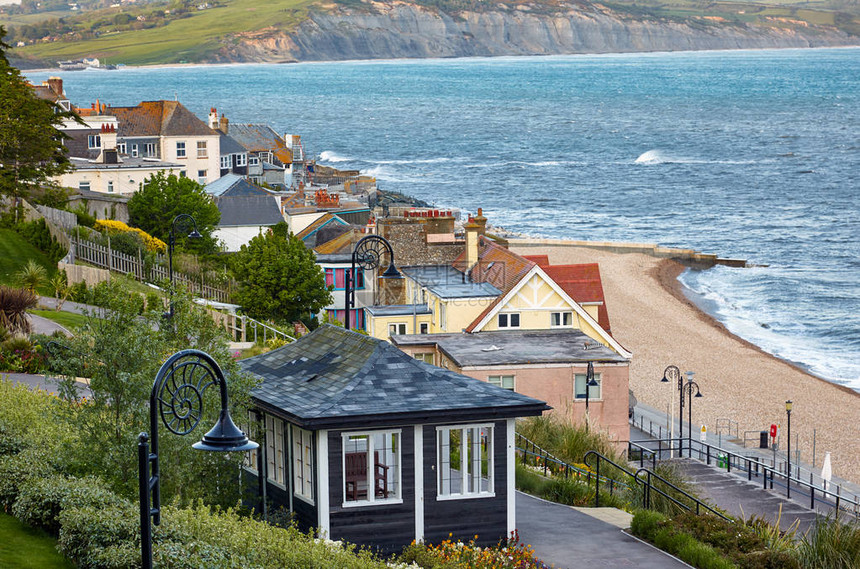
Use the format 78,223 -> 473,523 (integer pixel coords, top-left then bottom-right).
517,492 -> 691,568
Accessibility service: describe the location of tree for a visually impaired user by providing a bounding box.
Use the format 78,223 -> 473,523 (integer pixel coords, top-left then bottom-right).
127,172 -> 221,254
231,223 -> 332,324
0,27 -> 71,211
50,278 -> 256,506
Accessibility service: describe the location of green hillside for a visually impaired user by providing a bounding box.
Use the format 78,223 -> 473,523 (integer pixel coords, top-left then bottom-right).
6,0 -> 313,66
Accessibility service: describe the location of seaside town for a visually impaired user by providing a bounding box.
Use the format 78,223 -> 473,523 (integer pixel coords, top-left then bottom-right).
2,55 -> 860,569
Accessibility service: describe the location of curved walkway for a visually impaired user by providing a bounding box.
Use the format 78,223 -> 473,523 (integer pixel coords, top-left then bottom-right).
516,492 -> 690,568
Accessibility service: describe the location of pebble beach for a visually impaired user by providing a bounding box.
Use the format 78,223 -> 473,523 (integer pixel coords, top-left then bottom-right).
510,241 -> 860,484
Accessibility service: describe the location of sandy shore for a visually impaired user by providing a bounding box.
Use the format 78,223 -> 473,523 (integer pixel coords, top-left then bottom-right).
510,242 -> 860,484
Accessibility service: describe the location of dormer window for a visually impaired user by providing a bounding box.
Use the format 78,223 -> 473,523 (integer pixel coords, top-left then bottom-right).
249,156 -> 260,167
87,134 -> 101,149
236,153 -> 247,167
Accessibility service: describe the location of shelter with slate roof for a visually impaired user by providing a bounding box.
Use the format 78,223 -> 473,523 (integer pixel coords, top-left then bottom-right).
239,325 -> 548,553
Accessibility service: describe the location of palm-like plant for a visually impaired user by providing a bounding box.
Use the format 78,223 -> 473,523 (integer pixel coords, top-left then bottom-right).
49,271 -> 70,310
0,286 -> 37,335
16,260 -> 48,294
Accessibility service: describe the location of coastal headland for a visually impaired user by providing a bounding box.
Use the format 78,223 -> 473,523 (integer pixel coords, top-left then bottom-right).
509,239 -> 860,483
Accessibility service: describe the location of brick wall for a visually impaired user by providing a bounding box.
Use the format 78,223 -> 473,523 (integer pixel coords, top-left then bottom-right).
378,218 -> 464,266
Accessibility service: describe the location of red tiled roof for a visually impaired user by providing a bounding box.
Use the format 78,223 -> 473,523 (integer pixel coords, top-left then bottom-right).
542,263 -> 611,333
522,255 -> 550,266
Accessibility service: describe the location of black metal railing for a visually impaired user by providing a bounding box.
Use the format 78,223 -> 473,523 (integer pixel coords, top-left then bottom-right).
635,467 -> 731,520
515,433 -> 629,491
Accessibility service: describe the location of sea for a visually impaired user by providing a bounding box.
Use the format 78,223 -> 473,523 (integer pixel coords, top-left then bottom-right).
25,47 -> 860,389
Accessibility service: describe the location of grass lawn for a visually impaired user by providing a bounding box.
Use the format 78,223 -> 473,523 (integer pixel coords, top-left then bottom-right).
0,514 -> 76,569
18,0 -> 314,65
0,229 -> 56,292
30,309 -> 88,330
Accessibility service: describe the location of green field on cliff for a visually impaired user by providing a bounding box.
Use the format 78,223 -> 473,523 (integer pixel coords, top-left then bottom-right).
4,0 -> 858,66
5,0 -> 313,66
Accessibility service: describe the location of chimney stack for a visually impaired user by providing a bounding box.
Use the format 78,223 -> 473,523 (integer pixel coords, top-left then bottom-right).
219,115 -> 228,134
209,108 -> 218,130
46,77 -> 63,97
100,123 -> 118,153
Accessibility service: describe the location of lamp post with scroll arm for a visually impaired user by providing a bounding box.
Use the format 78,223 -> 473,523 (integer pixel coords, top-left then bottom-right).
345,235 -> 402,331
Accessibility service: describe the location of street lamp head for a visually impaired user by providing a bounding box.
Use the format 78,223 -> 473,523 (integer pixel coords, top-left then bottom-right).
785,399 -> 793,412
380,262 -> 402,279
661,373 -> 669,383
192,409 -> 259,452
694,389 -> 703,398
187,228 -> 203,240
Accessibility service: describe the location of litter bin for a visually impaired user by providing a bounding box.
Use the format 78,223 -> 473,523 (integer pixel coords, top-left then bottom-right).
718,453 -> 728,469
759,431 -> 769,449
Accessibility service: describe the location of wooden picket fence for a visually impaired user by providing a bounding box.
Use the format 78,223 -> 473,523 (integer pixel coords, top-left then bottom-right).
69,236 -> 233,303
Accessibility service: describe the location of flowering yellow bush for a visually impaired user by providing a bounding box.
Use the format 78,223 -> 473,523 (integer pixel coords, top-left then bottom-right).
95,219 -> 166,253
404,531 -> 550,569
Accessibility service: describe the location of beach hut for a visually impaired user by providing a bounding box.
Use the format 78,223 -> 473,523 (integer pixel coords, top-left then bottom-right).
239,325 -> 548,553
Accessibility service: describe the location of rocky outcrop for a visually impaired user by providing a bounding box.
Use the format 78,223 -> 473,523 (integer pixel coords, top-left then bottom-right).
216,1 -> 856,63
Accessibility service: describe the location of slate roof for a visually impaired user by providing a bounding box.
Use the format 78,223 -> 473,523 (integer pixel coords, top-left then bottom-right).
229,124 -> 291,163
220,133 -> 246,156
242,325 -> 548,429
365,304 -> 433,316
391,329 -> 629,368
295,213 -> 349,241
402,265 -> 501,299
108,101 -> 215,137
216,195 -> 283,227
205,174 -> 269,197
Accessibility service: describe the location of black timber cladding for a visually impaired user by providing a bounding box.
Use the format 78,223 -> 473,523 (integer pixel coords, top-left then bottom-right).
327,428 -> 415,553
241,325 -> 548,430
423,420 -> 508,546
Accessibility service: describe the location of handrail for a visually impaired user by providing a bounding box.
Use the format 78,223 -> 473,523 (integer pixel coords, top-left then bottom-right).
627,440 -> 659,470
687,438 -> 860,518
583,450 -> 639,507
635,467 -> 731,521
516,434 -> 629,490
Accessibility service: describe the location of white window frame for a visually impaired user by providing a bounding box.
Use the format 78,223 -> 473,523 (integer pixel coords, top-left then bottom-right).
551,311 -> 573,328
176,141 -> 186,158
487,374 -> 515,391
78,181 -> 90,191
248,156 -> 260,166
131,144 -> 139,157
144,142 -> 156,157
197,170 -> 207,184
220,155 -> 231,169
574,372 -> 602,401
265,415 -> 286,488
196,140 -> 208,158
413,353 -> 434,365
117,142 -> 127,154
389,323 -> 407,336
243,410 -> 260,474
498,313 -> 520,329
235,153 -> 247,167
292,425 -> 314,504
87,134 -> 101,149
107,181 -> 114,193
436,424 -> 494,500
341,430 -> 402,507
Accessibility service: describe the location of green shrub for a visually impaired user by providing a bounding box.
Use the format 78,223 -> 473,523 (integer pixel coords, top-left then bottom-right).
145,292 -> 162,313
12,474 -> 125,535
0,447 -> 60,509
68,281 -> 89,303
107,230 -> 146,257
57,503 -> 140,569
70,205 -> 97,228
630,509 -> 668,542
515,462 -> 551,496
15,218 -> 67,263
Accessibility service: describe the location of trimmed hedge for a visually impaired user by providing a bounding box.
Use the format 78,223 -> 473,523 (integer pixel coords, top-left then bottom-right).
13,475 -> 126,535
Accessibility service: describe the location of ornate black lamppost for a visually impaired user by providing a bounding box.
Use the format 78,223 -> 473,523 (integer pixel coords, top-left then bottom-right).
138,350 -> 258,569
785,399 -> 793,498
681,371 -> 702,458
166,214 -> 202,319
344,235 -> 401,331
660,365 -> 682,458
584,361 -> 600,432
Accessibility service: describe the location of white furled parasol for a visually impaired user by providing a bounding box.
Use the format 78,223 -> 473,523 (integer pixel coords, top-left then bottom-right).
821,451 -> 832,492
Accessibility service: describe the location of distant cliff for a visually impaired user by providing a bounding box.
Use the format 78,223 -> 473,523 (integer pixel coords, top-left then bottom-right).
217,1 -> 856,63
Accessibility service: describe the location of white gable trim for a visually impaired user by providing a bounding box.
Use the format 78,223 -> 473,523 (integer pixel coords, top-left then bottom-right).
470,266 -> 632,358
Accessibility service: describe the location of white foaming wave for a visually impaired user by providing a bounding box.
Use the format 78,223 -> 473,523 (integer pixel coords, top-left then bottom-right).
634,149 -> 758,165
360,165 -> 428,184
374,157 -> 456,165
318,151 -> 352,163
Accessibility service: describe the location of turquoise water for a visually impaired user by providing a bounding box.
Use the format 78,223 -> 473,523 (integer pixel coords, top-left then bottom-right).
26,48 -> 860,387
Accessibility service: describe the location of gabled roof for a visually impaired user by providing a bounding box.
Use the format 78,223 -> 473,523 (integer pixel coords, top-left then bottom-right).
313,228 -> 361,255
295,212 -> 349,240
541,263 -> 611,333
205,174 -> 269,197
242,325 -> 548,429
216,195 -> 283,227
108,101 -> 216,138
391,329 -> 629,368
219,133 -> 247,156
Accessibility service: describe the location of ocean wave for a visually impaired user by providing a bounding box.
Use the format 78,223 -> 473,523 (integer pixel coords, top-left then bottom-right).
634,149 -> 758,165
318,151 -> 353,163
